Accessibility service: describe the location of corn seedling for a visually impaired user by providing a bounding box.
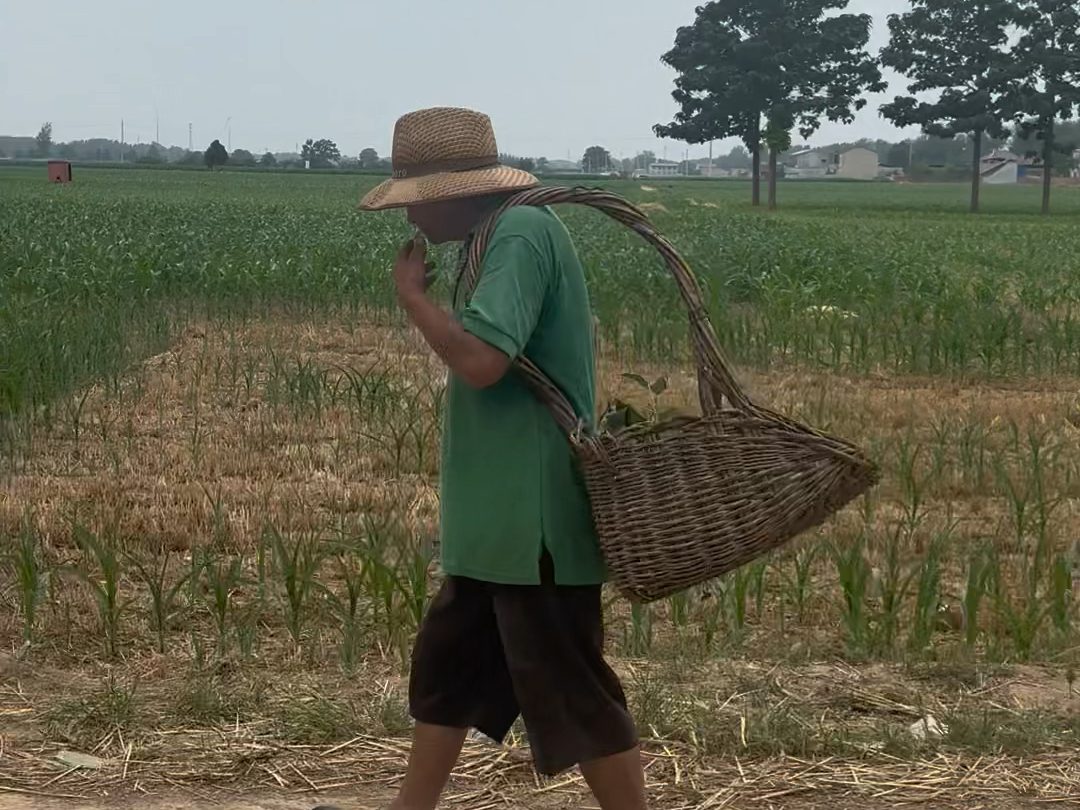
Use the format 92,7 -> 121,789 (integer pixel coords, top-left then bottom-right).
909,528 -> 948,652
128,550 -> 191,654
9,523 -> 44,644
317,552 -> 367,671
204,555 -> 246,657
829,535 -> 871,656
71,525 -> 128,660
267,526 -> 323,646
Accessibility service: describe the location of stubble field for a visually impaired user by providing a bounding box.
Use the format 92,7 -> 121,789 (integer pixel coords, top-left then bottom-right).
2,166 -> 1080,809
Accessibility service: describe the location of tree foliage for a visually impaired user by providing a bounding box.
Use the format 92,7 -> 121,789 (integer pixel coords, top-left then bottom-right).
655,0 -> 882,207
204,140 -> 229,170
230,148 -> 256,167
581,145 -> 613,173
358,147 -> 381,169
880,0 -> 1023,213
1009,0 -> 1080,213
301,138 -> 341,169
259,152 -> 277,167
35,122 -> 53,157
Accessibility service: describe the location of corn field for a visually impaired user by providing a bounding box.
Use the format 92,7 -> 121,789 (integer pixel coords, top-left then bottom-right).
2,167 -> 1080,793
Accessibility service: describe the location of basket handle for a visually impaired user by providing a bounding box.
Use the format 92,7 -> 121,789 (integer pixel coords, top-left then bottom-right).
455,186 -> 754,435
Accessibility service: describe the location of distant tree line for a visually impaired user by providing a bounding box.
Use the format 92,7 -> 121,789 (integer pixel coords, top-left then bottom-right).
654,0 -> 1080,214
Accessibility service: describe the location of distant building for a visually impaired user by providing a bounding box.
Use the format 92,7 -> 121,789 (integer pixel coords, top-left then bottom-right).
832,147 -> 879,180
788,149 -> 830,179
647,159 -> 680,177
545,159 -> 581,173
981,149 -> 1020,184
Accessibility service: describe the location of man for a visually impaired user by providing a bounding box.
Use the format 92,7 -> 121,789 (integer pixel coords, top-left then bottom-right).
344,107 -> 647,810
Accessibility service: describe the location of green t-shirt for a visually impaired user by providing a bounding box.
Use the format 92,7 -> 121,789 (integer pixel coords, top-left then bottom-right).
437,205 -> 605,586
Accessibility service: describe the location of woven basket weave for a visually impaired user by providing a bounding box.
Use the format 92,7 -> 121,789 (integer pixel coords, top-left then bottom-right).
456,186 -> 880,603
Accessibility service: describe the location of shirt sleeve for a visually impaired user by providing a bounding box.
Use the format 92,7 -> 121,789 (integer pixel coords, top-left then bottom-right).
459,234 -> 549,360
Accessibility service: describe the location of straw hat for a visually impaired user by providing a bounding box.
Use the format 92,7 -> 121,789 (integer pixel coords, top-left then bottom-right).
358,107 -> 539,211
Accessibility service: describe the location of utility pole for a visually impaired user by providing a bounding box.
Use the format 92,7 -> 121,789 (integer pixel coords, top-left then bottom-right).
120,119 -> 125,163
189,123 -> 193,151
155,111 -> 160,145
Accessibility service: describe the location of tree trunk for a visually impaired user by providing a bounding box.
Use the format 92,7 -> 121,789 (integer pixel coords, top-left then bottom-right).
768,148 -> 778,210
751,144 -> 761,206
750,119 -> 761,206
1042,117 -> 1053,215
970,129 -> 982,214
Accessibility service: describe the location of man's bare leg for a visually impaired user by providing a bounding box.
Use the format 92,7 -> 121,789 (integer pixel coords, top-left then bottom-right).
579,746 -> 648,810
389,723 -> 468,810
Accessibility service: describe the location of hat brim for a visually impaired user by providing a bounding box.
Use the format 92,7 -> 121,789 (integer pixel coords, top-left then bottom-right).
358,166 -> 539,211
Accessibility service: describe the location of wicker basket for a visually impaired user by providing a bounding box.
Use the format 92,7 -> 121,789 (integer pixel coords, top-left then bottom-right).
456,186 -> 880,603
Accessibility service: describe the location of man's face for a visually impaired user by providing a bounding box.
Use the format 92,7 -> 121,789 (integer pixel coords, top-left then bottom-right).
406,199 -> 473,244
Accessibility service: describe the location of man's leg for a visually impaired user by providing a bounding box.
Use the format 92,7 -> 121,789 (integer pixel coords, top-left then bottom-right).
492,552 -> 646,808
393,575 -> 519,810
580,747 -> 648,810
389,723 -> 468,810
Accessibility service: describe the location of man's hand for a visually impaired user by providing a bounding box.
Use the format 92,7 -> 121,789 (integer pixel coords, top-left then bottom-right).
392,234 -> 510,389
393,235 -> 437,304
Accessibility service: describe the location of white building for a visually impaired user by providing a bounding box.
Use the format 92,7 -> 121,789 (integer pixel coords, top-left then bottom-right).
787,149 -> 830,179
647,160 -> 680,177
832,147 -> 879,180
981,149 -> 1020,184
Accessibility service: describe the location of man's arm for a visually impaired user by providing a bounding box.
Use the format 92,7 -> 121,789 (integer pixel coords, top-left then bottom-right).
398,290 -> 511,389
392,225 -> 547,389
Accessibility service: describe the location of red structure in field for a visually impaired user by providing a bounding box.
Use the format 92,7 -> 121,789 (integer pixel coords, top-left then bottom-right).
48,160 -> 72,183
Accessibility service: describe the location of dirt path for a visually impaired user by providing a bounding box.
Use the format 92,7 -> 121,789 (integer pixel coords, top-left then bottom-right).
0,789 -> 385,810
0,789 -> 1070,810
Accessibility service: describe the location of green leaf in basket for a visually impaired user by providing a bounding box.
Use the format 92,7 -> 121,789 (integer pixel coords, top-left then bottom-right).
622,372 -> 650,389
601,398 -> 649,432
622,403 -> 649,427
649,376 -> 668,396
602,409 -> 627,432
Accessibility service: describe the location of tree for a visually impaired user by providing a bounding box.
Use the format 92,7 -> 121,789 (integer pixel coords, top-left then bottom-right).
35,122 -> 53,157
179,150 -> 203,166
719,145 -> 752,171
259,151 -> 278,167
880,0 -> 1022,214
230,148 -> 256,166
204,139 -> 229,170
581,146 -> 612,174
656,0 -> 883,208
301,138 -> 341,169
1008,0 -> 1080,214
517,157 -> 536,172
137,144 -> 165,164
886,141 -> 912,169
633,150 -> 657,172
359,147 -> 380,169
763,106 -> 794,209
536,157 -> 549,173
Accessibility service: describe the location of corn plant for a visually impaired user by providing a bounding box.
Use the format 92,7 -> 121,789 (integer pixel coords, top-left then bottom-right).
956,544 -> 991,647
127,550 -> 190,654
204,555 -> 246,657
317,552 -> 367,671
267,526 -> 323,646
9,524 -> 45,644
909,529 -> 948,652
779,543 -> 821,623
829,535 -> 870,656
71,526 -> 128,660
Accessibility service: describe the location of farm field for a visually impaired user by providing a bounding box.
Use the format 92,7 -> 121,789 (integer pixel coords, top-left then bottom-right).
2,166 -> 1080,809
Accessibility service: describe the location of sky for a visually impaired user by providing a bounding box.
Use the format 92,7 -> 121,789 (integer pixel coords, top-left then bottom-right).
0,0 -> 919,161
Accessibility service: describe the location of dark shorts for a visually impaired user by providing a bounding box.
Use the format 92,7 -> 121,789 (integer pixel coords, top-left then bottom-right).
408,552 -> 638,776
